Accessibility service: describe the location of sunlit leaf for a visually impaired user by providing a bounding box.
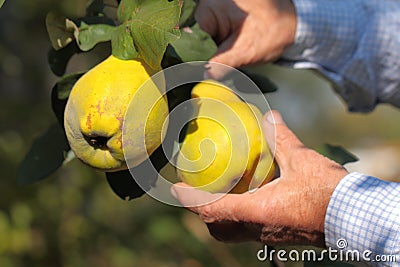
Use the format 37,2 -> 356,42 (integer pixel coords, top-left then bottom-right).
170,23 -> 216,62
316,144 -> 358,165
77,22 -> 115,51
117,0 -> 136,23
111,24 -> 138,60
17,124 -> 71,185
179,0 -> 197,27
116,0 -> 182,69
46,12 -> 77,51
0,0 -> 5,9
51,72 -> 86,126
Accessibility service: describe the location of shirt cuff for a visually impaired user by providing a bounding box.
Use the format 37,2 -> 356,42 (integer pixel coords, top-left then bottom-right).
325,172 -> 400,265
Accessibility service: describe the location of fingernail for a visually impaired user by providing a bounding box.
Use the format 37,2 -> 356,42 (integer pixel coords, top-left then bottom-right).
267,112 -> 284,125
170,186 -> 178,199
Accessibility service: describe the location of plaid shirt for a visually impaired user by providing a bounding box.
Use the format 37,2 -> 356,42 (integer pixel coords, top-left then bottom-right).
325,173 -> 400,266
280,1 -> 400,265
281,0 -> 400,112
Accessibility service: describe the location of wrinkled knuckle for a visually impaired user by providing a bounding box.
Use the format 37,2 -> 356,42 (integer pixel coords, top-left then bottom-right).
199,205 -> 217,223
275,129 -> 300,150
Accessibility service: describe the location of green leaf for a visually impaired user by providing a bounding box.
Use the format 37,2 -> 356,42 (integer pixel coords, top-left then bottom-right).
243,71 -> 278,93
116,0 -> 182,69
17,124 -> 71,185
111,24 -> 138,60
86,0 -> 120,16
170,23 -> 217,62
86,0 -> 106,15
117,0 -> 136,23
316,144 -> 358,165
0,0 -> 5,9
106,170 -> 146,201
51,72 -> 86,126
77,22 -> 115,51
47,42 -> 81,76
161,44 -> 183,68
106,144 -> 169,200
179,0 -> 197,27
166,82 -> 193,111
81,15 -> 116,26
46,12 -> 77,50
227,69 -> 278,94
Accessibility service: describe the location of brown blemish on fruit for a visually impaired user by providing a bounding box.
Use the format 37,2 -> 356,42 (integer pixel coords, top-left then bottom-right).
96,100 -> 104,116
86,113 -> 92,130
116,115 -> 124,149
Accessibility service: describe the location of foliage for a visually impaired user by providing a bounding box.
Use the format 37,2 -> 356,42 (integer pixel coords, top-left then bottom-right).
316,144 -> 358,165
17,123 -> 71,185
3,0 -> 386,266
17,0 -> 357,201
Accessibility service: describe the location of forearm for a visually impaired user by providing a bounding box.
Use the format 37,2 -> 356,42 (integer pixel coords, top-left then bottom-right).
280,0 -> 400,112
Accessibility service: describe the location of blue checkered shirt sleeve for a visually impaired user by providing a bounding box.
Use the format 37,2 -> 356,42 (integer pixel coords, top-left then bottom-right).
325,172 -> 400,265
280,0 -> 400,112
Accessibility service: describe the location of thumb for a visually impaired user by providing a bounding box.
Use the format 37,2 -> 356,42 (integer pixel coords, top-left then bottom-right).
171,186 -> 261,242
262,110 -> 305,168
171,183 -> 242,223
171,182 -> 224,209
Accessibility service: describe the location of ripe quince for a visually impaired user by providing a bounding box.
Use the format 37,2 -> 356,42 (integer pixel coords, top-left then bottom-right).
176,80 -> 276,193
64,55 -> 168,172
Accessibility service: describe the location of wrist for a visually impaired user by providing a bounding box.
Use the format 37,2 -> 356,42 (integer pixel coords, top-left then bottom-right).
275,0 -> 297,51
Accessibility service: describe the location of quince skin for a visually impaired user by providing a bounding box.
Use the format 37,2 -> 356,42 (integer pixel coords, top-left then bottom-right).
176,80 -> 276,193
64,55 -> 168,172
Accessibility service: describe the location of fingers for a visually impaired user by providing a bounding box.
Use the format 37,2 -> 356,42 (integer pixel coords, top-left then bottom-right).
171,182 -> 223,208
204,33 -> 243,80
171,183 -> 243,223
262,110 -> 305,168
171,181 -> 262,242
194,0 -> 218,38
206,32 -> 260,79
195,0 -> 252,79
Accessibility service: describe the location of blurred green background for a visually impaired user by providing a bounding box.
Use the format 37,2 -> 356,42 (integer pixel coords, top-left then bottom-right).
1,0 -> 399,267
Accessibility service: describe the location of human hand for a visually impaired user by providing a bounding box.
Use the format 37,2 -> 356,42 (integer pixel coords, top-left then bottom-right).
195,0 -> 297,78
171,110 -> 349,247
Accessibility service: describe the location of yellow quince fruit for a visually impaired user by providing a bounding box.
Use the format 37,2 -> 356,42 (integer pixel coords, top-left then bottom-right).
176,80 -> 276,193
64,55 -> 168,172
